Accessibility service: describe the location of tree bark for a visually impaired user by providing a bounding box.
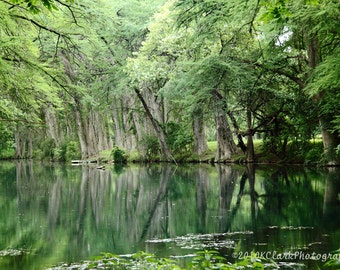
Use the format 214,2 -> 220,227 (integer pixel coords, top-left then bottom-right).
87,110 -> 99,157
227,110 -> 247,153
245,110 -> 255,162
305,34 -> 340,163
73,104 -> 88,159
192,108 -> 208,155
44,106 -> 62,146
214,102 -> 238,162
319,119 -> 340,163
134,87 -> 173,161
14,125 -> 27,159
111,97 -> 125,149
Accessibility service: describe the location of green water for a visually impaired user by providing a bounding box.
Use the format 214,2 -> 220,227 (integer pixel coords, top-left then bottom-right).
0,161 -> 339,269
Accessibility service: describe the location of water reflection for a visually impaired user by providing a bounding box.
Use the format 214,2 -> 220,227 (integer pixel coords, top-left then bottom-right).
0,161 -> 339,269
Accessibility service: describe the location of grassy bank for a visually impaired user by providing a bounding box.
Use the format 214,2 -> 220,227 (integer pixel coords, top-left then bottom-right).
98,139 -> 329,165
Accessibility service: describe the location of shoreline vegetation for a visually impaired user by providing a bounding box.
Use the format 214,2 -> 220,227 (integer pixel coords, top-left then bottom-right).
46,249 -> 340,270
90,139 -> 339,167
1,139 -> 339,167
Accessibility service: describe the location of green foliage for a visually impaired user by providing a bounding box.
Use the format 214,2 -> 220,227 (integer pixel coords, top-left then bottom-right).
165,122 -> 193,155
50,250 -> 286,269
8,0 -> 73,13
111,146 -> 127,164
1,0 -> 339,163
52,139 -> 80,161
140,134 -> 160,160
191,250 -> 228,269
322,249 -> 340,270
305,145 -> 323,165
39,138 -> 56,160
335,144 -> 340,157
65,141 -> 80,161
0,123 -> 14,156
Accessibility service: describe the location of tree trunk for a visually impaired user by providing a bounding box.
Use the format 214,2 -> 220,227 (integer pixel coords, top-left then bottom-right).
245,110 -> 255,162
305,34 -> 340,163
27,131 -> 33,159
214,103 -> 237,162
122,97 -> 137,151
111,97 -> 125,149
320,119 -> 340,164
74,105 -> 88,159
14,125 -> 27,159
44,106 -> 62,146
96,113 -> 112,151
227,110 -> 247,153
134,88 -> 173,161
192,108 -> 208,155
87,111 -> 99,157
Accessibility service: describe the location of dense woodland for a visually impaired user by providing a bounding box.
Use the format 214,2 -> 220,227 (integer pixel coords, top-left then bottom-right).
0,0 -> 339,164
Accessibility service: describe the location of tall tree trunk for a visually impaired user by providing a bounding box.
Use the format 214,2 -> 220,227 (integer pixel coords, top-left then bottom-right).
319,119 -> 340,163
227,110 -> 247,153
305,34 -> 340,164
95,113 -> 112,151
27,131 -> 33,159
214,103 -> 237,162
74,105 -> 88,159
87,111 -> 99,157
213,89 -> 245,158
14,125 -> 27,159
44,106 -> 62,146
122,97 -> 137,151
245,110 -> 255,162
134,87 -> 173,161
111,95 -> 139,151
111,97 -> 125,149
193,108 -> 208,155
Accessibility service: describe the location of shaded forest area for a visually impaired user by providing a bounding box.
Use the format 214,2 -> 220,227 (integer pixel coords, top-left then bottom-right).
0,0 -> 339,164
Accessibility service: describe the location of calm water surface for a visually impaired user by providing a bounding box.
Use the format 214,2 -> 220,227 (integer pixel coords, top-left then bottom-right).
0,161 -> 339,269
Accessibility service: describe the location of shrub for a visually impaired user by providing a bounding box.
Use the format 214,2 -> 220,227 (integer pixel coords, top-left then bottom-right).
140,134 -> 160,160
53,139 -> 80,161
39,138 -> 56,160
305,147 -> 323,164
165,121 -> 193,155
65,141 -> 80,161
111,146 -> 127,163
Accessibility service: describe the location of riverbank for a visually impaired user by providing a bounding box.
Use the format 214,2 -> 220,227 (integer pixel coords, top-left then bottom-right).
94,139 -> 339,166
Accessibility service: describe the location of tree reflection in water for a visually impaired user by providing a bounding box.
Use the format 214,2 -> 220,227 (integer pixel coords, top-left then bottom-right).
0,161 -> 338,270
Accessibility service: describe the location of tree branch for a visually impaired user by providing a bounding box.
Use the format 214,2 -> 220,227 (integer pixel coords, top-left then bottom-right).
12,14 -> 64,36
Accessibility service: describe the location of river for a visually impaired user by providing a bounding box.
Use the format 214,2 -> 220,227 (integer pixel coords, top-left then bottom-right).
0,161 -> 339,269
